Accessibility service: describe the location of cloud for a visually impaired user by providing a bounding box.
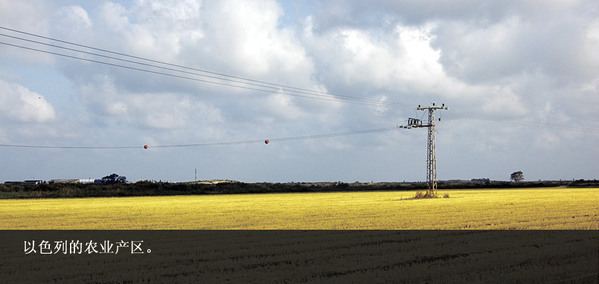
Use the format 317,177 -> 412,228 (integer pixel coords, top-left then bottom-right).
433,14 -> 596,85
0,0 -> 597,182
51,5 -> 93,40
52,0 -> 321,117
0,0 -> 50,34
308,0 -> 515,31
186,0 -> 317,86
78,75 -> 223,130
86,0 -> 316,85
481,87 -> 527,117
301,19 -> 444,96
0,0 -> 55,64
0,79 -> 56,123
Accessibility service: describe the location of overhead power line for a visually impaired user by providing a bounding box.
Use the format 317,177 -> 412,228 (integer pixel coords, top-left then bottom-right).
0,126 -> 401,150
0,26 -> 408,107
0,40 -> 356,104
1,26 -> 598,134
0,144 -> 138,149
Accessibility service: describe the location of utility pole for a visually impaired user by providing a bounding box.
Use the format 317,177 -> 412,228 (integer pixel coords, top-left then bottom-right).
408,103 -> 447,197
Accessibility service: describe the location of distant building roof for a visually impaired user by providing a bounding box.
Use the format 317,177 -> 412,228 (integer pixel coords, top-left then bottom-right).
48,179 -> 80,184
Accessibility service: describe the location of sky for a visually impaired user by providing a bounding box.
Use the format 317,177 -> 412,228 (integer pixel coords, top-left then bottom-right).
0,0 -> 598,183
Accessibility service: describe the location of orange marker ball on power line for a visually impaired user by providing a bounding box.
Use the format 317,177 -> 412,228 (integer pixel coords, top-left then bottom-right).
144,145 -> 148,149
265,139 -> 269,144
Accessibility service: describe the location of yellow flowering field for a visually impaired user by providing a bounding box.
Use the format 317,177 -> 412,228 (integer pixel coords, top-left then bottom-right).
0,187 -> 597,229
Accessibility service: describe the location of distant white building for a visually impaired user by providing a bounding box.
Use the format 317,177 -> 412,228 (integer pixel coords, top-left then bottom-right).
48,179 -> 79,184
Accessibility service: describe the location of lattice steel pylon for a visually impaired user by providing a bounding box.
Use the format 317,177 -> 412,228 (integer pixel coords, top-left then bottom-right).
408,103 -> 447,197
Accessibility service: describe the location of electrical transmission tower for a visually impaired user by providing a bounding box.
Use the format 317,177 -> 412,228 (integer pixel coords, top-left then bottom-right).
408,103 -> 448,197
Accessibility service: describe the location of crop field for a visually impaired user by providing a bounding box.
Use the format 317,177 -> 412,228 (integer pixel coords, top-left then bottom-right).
0,187 -> 597,229
1,187 -> 598,282
1,230 -> 597,283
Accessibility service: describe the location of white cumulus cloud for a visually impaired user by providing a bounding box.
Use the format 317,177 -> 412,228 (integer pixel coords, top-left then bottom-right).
0,79 -> 56,123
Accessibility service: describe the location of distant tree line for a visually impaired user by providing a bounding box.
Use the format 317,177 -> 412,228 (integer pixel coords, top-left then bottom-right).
0,179 -> 597,199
